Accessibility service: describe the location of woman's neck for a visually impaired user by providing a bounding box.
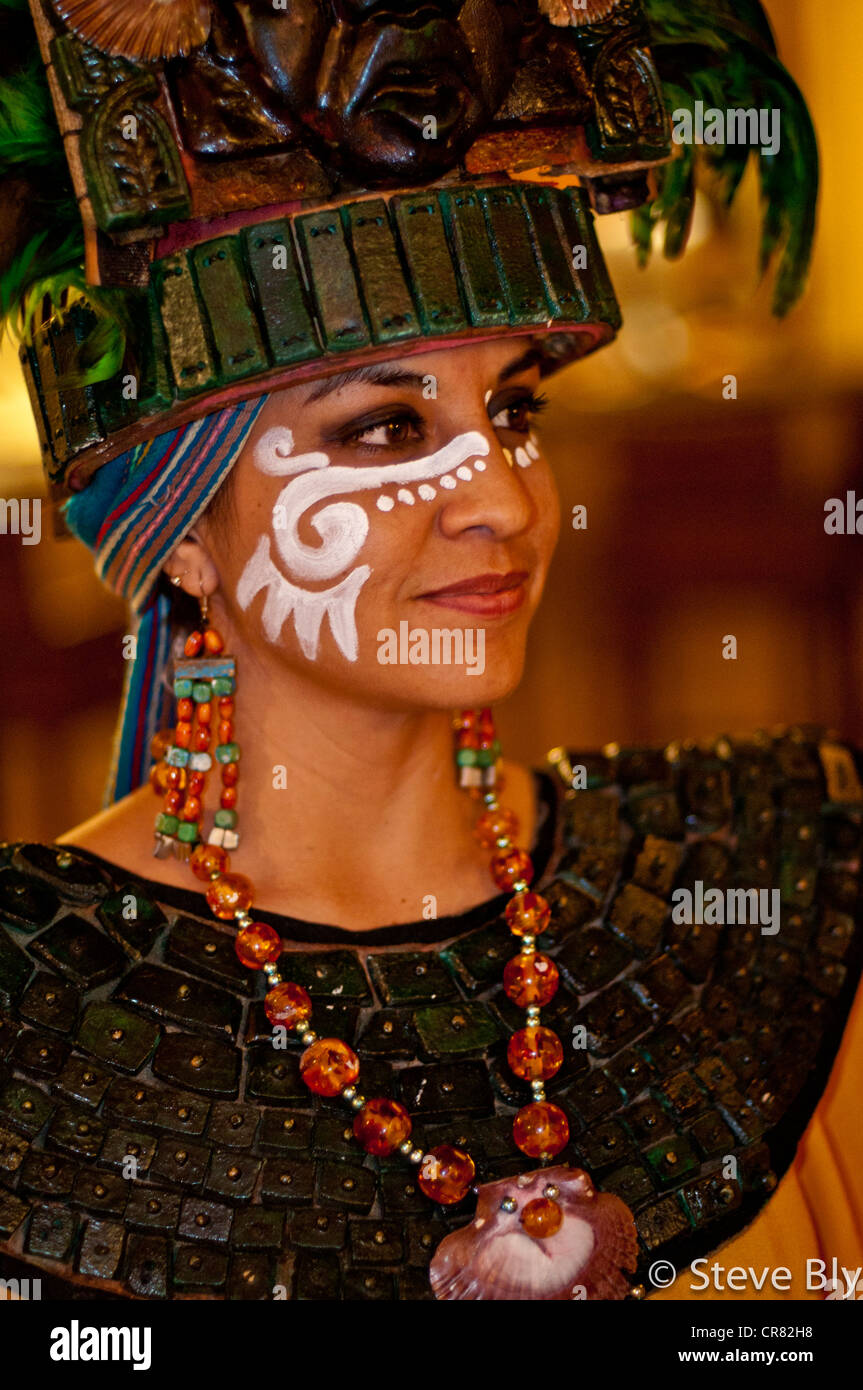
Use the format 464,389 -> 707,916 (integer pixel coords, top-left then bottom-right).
234,677 -> 498,925
60,649 -> 538,931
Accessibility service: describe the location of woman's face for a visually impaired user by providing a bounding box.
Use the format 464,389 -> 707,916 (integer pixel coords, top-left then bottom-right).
203,339 -> 561,710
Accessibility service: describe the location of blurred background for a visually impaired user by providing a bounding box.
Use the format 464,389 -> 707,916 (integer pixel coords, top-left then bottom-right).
1,0 -> 861,842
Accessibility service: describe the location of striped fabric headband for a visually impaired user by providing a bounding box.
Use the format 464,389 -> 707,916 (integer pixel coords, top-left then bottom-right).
64,395 -> 268,802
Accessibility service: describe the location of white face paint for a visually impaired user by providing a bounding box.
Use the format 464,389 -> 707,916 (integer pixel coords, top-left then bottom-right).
236,426 -> 492,662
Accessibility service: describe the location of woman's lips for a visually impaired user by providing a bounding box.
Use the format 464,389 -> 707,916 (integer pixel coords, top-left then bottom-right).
417,571 -> 528,617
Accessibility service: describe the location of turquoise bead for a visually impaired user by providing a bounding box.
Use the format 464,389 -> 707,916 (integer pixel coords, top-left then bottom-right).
192,682 -> 212,704
155,813 -> 178,835
456,748 -> 478,766
166,746 -> 190,767
177,821 -> 199,843
175,658 -> 234,680
212,677 -> 234,696
173,679 -> 193,699
214,809 -> 238,829
216,742 -> 240,764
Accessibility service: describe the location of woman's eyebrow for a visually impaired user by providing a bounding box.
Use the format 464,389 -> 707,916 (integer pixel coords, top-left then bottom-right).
303,364 -> 425,403
303,345 -> 542,405
498,346 -> 542,382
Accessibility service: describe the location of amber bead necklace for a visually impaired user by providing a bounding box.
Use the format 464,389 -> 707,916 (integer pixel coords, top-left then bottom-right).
150,613 -> 570,1236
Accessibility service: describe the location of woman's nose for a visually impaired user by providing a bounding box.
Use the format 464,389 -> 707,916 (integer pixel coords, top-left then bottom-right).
435,429 -> 537,540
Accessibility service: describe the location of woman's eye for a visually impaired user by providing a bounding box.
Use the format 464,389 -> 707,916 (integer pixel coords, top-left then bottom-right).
343,414 -> 424,450
490,391 -> 548,434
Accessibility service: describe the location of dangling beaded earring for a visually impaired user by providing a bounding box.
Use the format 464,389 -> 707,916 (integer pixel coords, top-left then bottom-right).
453,707 -> 501,789
151,586 -> 239,861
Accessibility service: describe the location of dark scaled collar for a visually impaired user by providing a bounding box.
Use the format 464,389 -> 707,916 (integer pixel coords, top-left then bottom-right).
0,725 -> 860,1299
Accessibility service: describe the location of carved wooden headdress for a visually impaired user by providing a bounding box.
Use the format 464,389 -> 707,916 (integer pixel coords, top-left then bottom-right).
0,0 -> 818,496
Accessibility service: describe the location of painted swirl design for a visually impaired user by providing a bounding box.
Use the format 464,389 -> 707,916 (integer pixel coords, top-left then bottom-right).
259,429 -> 491,583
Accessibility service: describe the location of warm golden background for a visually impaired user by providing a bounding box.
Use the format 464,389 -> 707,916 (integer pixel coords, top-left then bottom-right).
1,0 -> 861,842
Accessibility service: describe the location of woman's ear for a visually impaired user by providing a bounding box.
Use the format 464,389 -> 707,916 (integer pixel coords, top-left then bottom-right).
162,531 -> 220,601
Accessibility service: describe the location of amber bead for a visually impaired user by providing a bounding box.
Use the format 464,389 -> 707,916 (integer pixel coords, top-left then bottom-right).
187,771 -> 205,797
512,1101 -> 570,1159
192,725 -> 211,752
490,846 -> 533,890
507,1026 -> 563,1081
218,720 -> 234,744
150,762 -> 171,796
300,1039 -> 360,1097
417,1145 -> 475,1206
264,979 -> 311,1026
204,627 -> 225,654
503,952 -> 559,1007
164,790 -> 183,815
353,1098 -> 412,1157
220,786 -> 238,810
176,698 -> 194,722
184,631 -> 204,658
174,720 -> 192,749
520,1197 -> 563,1239
181,796 -> 202,823
474,807 -> 519,849
218,697 -> 234,717
150,731 -> 173,763
164,765 -> 187,791
190,843 -> 229,881
235,923 -> 281,970
205,873 -> 253,920
453,710 -> 476,731
456,728 -> 479,750
196,702 -> 212,725
221,762 -> 239,787
505,891 -> 551,937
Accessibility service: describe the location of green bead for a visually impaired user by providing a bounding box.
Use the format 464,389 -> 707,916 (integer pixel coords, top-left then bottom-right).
173,679 -> 193,699
177,821 -> 199,843
192,682 -> 212,704
156,813 -> 178,835
212,677 -> 234,696
215,742 -> 240,764
492,739 -> 502,757
166,746 -> 189,767
214,809 -> 238,829
456,748 -> 478,766
476,748 -> 494,767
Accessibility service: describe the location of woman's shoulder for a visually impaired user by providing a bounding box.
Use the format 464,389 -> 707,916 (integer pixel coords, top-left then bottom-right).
542,723 -> 861,975
545,724 -> 863,809
53,786 -> 191,894
544,725 -> 862,867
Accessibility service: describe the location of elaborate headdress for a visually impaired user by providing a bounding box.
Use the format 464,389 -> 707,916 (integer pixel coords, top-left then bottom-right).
0,0 -> 819,793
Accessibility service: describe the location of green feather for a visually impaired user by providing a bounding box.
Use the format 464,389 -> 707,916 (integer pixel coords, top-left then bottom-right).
0,32 -> 129,383
0,57 -> 68,171
637,0 -> 819,316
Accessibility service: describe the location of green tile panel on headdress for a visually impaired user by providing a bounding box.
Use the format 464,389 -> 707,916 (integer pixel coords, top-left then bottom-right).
23,182 -> 621,496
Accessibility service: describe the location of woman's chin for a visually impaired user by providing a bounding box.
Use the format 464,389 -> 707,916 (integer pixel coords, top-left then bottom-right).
388,655 -> 526,710
304,620 -> 529,708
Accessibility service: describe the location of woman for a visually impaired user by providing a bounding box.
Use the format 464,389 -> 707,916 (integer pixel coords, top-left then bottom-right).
64,341 -> 555,921
0,0 -> 859,1301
